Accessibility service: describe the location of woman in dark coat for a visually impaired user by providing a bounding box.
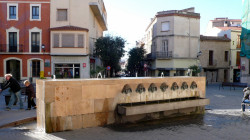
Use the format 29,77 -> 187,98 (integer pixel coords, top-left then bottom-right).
24,80 -> 36,110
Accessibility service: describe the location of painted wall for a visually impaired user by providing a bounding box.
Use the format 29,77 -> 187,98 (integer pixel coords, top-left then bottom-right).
50,31 -> 89,55
0,0 -> 51,81
50,0 -> 107,56
200,39 -> 230,82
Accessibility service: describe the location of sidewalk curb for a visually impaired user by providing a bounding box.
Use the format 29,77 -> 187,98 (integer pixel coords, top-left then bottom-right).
0,117 -> 36,129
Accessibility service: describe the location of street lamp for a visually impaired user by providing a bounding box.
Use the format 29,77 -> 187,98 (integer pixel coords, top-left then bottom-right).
41,44 -> 45,53
197,51 -> 202,58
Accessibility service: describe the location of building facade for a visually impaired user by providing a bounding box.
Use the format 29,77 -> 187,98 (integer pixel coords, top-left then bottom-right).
199,35 -> 231,83
205,18 -> 242,82
241,0 -> 250,85
0,0 -> 51,82
144,7 -> 200,77
50,0 -> 107,79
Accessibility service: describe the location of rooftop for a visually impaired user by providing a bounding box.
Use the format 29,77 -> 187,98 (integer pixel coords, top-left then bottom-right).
156,7 -> 200,18
50,25 -> 89,32
216,26 -> 242,31
200,35 -> 231,42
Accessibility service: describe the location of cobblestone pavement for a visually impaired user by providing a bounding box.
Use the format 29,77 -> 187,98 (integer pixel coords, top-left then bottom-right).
0,89 -> 36,128
1,84 -> 250,140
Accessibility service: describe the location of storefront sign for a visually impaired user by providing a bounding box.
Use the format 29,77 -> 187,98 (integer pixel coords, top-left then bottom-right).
45,59 -> 50,67
83,63 -> 86,67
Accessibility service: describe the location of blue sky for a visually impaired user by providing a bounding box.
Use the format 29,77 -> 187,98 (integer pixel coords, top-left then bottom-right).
104,0 -> 242,54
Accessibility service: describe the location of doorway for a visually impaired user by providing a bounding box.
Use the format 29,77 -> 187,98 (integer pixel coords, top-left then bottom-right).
233,69 -> 240,82
6,59 -> 20,81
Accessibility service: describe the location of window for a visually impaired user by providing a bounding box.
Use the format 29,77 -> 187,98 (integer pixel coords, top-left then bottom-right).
62,34 -> 74,47
237,35 -> 241,48
32,60 -> 40,77
57,9 -> 67,21
9,32 -> 17,52
53,34 -> 60,47
7,4 -> 18,20
9,6 -> 16,19
55,64 -> 80,79
162,40 -> 168,52
209,50 -> 213,65
30,4 -> 41,20
52,33 -> 85,48
224,70 -> 228,82
224,51 -> 228,62
31,32 -> 40,52
78,34 -> 84,47
236,52 -> 241,66
6,27 -> 19,52
161,22 -> 170,31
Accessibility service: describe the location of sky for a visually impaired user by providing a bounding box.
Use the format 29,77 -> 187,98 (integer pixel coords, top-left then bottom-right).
103,0 -> 243,58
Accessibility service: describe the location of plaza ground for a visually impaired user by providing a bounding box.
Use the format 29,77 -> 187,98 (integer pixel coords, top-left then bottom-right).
0,83 -> 250,140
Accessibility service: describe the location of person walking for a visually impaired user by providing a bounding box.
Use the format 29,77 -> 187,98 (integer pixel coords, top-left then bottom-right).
0,74 -> 23,110
23,80 -> 36,110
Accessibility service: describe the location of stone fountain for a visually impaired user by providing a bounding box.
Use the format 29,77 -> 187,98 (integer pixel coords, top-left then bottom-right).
36,76 -> 209,133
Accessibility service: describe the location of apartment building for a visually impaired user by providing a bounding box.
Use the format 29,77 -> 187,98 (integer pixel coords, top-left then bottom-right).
50,0 -> 107,79
205,18 -> 242,82
0,0 -> 51,82
144,7 -> 200,77
200,35 -> 231,83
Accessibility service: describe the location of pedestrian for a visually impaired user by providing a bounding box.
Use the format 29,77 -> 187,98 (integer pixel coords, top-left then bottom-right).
23,80 -> 36,110
0,74 -> 23,110
242,87 -> 250,112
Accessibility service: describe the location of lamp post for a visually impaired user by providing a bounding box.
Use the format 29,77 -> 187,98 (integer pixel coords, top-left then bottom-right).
41,44 -> 45,78
197,51 -> 202,76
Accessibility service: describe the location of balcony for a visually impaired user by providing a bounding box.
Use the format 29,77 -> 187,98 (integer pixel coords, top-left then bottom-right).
0,44 -> 43,53
0,44 -> 26,53
89,2 -> 107,30
147,51 -> 172,60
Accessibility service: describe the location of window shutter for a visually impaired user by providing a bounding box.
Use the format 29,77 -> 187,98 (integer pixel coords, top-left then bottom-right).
62,34 -> 74,47
53,34 -> 59,47
78,34 -> 84,47
57,9 -> 67,21
162,22 -> 170,31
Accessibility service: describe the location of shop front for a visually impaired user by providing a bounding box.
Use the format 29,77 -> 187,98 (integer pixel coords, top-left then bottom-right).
51,56 -> 90,79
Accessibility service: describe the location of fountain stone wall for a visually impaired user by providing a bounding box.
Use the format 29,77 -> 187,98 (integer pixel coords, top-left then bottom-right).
36,76 -> 209,133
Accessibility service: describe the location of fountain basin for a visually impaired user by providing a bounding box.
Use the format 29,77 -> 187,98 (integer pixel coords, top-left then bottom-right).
118,98 -> 209,116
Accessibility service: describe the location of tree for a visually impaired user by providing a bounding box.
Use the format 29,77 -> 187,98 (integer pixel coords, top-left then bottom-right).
95,36 -> 126,77
127,47 -> 146,76
188,65 -> 201,76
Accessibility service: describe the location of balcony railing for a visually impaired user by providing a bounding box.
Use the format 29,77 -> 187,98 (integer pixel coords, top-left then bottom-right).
147,51 -> 173,59
0,44 -> 26,53
0,44 -> 41,53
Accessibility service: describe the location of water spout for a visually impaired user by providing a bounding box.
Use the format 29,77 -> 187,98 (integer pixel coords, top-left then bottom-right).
161,72 -> 164,78
97,72 -> 102,79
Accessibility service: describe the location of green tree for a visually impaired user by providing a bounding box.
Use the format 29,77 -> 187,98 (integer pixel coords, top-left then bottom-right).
188,65 -> 201,76
127,47 -> 146,76
95,36 -> 126,77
